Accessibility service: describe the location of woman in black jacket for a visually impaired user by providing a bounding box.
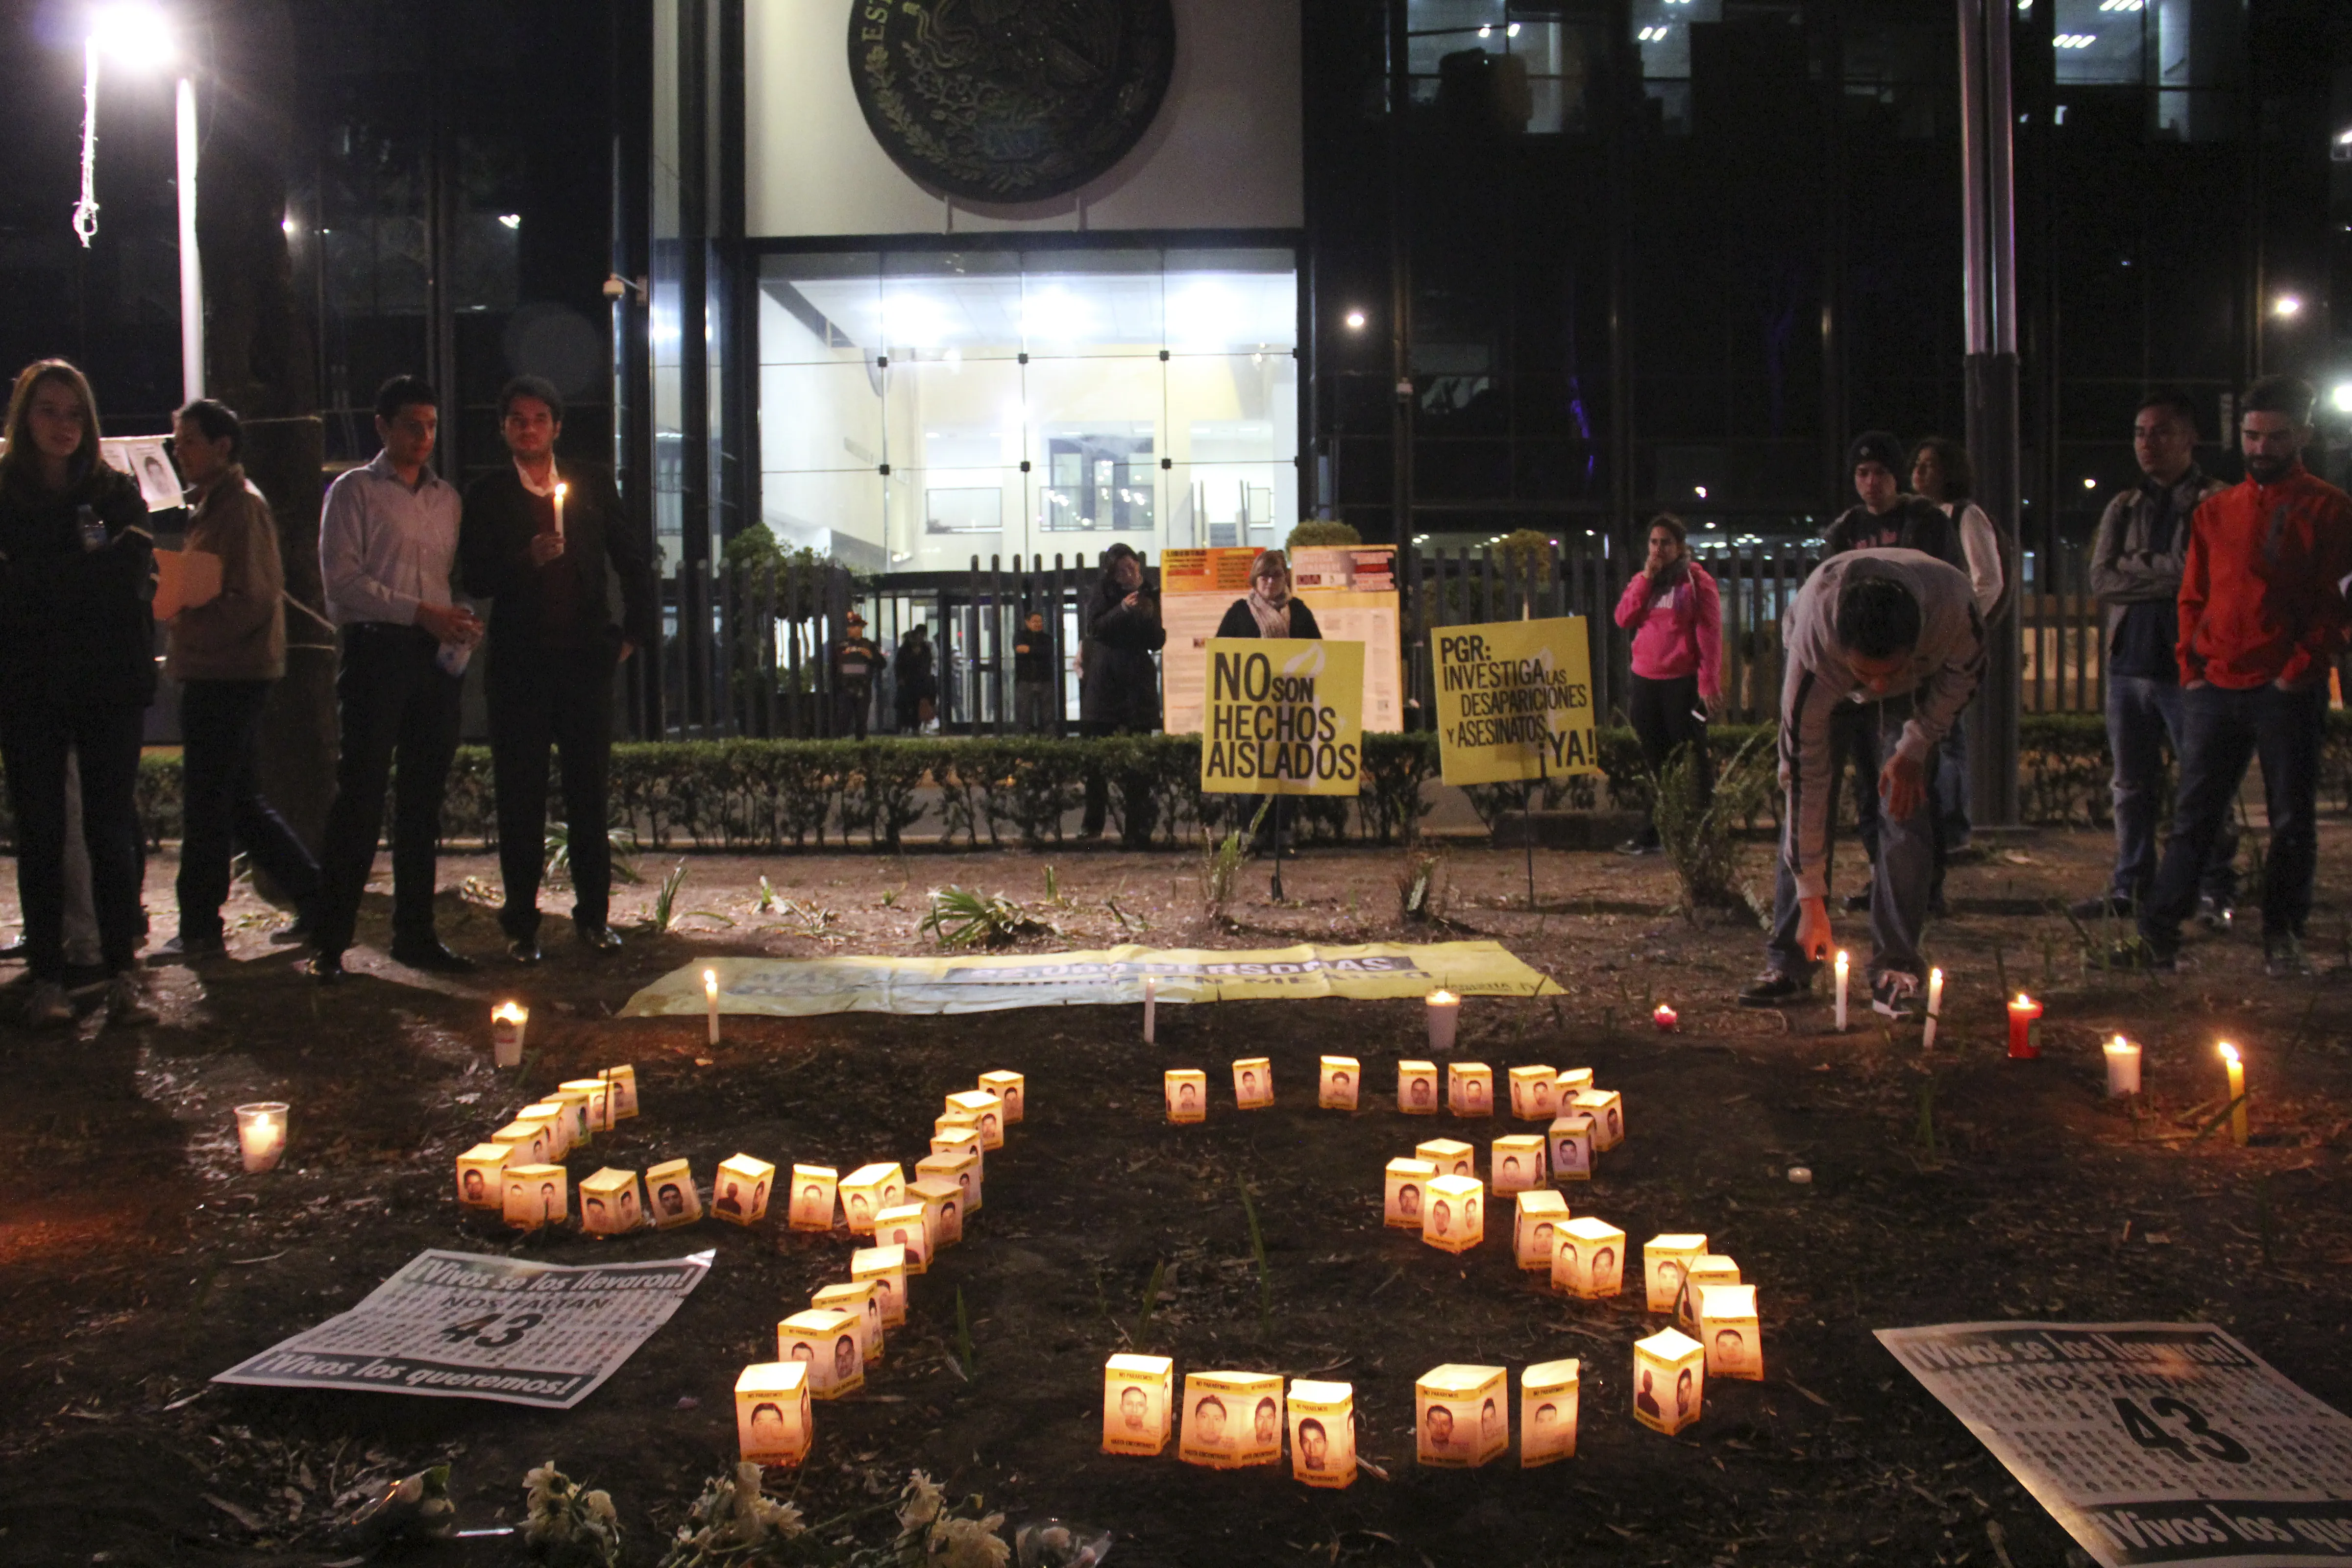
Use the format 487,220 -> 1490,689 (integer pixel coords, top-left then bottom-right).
1077,542 -> 1168,846
0,360 -> 158,1026
1215,549 -> 1321,853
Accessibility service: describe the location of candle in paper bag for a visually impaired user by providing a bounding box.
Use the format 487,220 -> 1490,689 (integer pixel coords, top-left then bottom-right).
908,1176 -> 962,1247
851,1244 -> 908,1327
839,1163 -> 905,1235
1318,1055 -> 1360,1110
1102,1354 -> 1174,1456
456,1142 -> 512,1209
930,1129 -> 984,1179
560,1077 -> 614,1132
646,1158 -> 702,1226
518,1103 -> 571,1160
1288,1379 -> 1356,1488
1674,1255 -> 1741,1332
600,1063 -> 639,1119
503,1163 -> 567,1230
813,1281 -> 883,1366
1447,1061 -> 1494,1118
1416,1364 -> 1507,1468
944,1090 -> 1004,1150
1491,1133 -> 1546,1194
1425,988 -> 1461,1053
1547,1112 -> 1595,1182
936,1108 -> 980,1140
1570,1087 -> 1623,1151
713,1155 -> 775,1225
1385,1157 -> 1437,1229
916,1150 -> 980,1215
735,1361 -> 812,1467
1232,1056 -> 1274,1109
789,1165 -> 838,1232
1556,1067 -> 1593,1096
1415,1137 -> 1474,1177
1165,1069 -> 1207,1124
977,1070 -> 1025,1123
578,1167 -> 644,1235
547,1087 -> 595,1150
1633,1328 -> 1705,1435
1644,1233 -> 1710,1314
1698,1284 -> 1762,1381
490,1117 -> 553,1167
1508,1065 -> 1558,1120
1178,1371 -> 1283,1469
1520,1359 -> 1580,1467
1397,1059 -> 1439,1114
874,1202 -> 932,1272
777,1308 -> 865,1399
1422,1173 -> 1484,1253
1513,1189 -> 1570,1271
1551,1216 -> 1626,1299
490,1002 -> 528,1067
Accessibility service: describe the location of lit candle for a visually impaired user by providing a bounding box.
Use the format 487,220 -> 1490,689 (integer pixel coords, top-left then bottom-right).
491,1001 -> 529,1068
2007,994 -> 2042,1060
1144,975 -> 1157,1044
235,1101 -> 289,1173
2104,1035 -> 2141,1097
704,968 -> 720,1045
1426,989 -> 1461,1054
2219,1042 -> 2247,1146
552,481 -> 567,539
1833,951 -> 1849,1032
1921,968 -> 1944,1051
1652,1003 -> 1677,1032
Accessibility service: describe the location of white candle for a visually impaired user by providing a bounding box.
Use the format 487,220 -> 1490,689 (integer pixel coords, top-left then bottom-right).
2104,1035 -> 2141,1097
491,1001 -> 529,1068
1144,975 -> 1157,1044
236,1101 -> 289,1173
1832,951 -> 1849,1032
704,968 -> 720,1046
1922,967 -> 1943,1051
1426,989 -> 1461,1053
2220,1042 -> 2247,1146
552,481 -> 567,539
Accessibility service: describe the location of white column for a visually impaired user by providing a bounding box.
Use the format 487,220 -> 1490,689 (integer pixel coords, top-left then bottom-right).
176,74 -> 202,405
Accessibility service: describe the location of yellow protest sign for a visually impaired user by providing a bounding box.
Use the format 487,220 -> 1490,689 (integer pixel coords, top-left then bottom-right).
1199,637 -> 1365,796
1430,617 -> 1601,785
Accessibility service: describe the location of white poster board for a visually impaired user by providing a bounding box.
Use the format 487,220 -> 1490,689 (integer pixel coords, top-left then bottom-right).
1878,1321 -> 2352,1566
1160,545 -> 1399,736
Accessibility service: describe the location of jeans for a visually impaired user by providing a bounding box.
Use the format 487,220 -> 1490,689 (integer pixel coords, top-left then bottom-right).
314,624 -> 464,956
1626,672 -> 1711,848
1935,716 -> 1971,849
1765,695 -> 1939,984
176,679 -> 322,943
1836,703 -> 1882,861
2104,673 -> 2238,908
488,640 -> 618,941
2139,681 -> 2324,953
1015,680 -> 1056,735
0,703 -> 148,978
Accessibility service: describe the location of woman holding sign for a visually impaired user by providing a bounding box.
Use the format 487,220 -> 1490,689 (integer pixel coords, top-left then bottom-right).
1612,515 -> 1721,856
1216,550 -> 1322,852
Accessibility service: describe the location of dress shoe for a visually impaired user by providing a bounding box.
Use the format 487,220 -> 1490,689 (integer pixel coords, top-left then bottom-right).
508,936 -> 542,965
310,953 -> 348,985
389,939 -> 477,975
156,932 -> 227,964
576,925 -> 624,954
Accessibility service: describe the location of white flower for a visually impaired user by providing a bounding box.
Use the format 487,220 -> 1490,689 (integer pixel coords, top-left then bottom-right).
926,1513 -> 1009,1568
897,1470 -> 946,1533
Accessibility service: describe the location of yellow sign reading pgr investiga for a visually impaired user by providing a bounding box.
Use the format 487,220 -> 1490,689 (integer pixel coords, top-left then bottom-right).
1431,618 -> 1600,785
1199,637 -> 1366,795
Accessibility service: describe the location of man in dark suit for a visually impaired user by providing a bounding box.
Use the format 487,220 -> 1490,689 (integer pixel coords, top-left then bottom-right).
460,376 -> 658,962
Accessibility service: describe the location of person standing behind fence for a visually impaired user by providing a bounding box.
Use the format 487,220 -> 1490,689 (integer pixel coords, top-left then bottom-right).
831,610 -> 883,739
1907,438 -> 2005,856
2070,392 -> 2236,927
1613,515 -> 1721,856
1077,542 -> 1165,848
895,623 -> 936,734
1214,549 -> 1322,852
1013,608 -> 1057,734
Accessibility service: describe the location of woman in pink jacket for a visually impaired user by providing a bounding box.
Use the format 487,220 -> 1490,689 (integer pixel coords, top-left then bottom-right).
1612,514 -> 1723,854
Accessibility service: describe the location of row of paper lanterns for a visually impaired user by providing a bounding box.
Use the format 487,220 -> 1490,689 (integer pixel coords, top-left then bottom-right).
1167,1058 -> 1621,1130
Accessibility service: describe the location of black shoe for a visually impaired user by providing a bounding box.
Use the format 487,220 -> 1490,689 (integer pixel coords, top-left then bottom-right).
577,925 -> 624,954
1616,837 -> 1661,857
1842,889 -> 1872,913
1871,970 -> 1922,1020
2107,938 -> 2176,974
1738,970 -> 1810,1007
2069,893 -> 2132,921
155,932 -> 227,964
2197,896 -> 2233,933
508,936 -> 542,965
310,953 -> 348,985
389,939 -> 476,975
2263,936 -> 2312,980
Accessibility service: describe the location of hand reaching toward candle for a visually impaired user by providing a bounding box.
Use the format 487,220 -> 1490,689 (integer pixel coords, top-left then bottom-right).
1796,896 -> 1833,963
1878,751 -> 1927,821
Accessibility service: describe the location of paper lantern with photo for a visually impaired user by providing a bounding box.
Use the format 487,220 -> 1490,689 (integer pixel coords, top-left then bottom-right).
1698,1284 -> 1762,1381
1491,1134 -> 1546,1195
851,1244 -> 909,1327
1643,1233 -> 1709,1314
1633,1328 -> 1705,1435
944,1090 -> 1005,1150
1421,1173 -> 1484,1254
735,1361 -> 812,1467
1513,1190 -> 1570,1272
1551,1216 -> 1626,1299
1178,1372 -> 1284,1469
1231,1057 -> 1274,1109
600,1064 -> 639,1119
547,1087 -> 595,1151
646,1159 -> 703,1227
1287,1380 -> 1356,1489
840,1163 -> 905,1236
1165,1069 -> 1208,1124
1397,1060 -> 1439,1115
1557,1068 -> 1592,1097
1546,1113 -> 1595,1183
813,1281 -> 883,1367
874,1202 -> 932,1273
490,1118 -> 554,1167
517,1104 -> 569,1160
977,1070 -> 1025,1124
1447,1061 -> 1494,1118
1570,1088 -> 1624,1151
1102,1354 -> 1174,1457
916,1150 -> 980,1216
1508,1065 -> 1558,1121
1319,1056 -> 1361,1110
936,1109 -> 982,1146
1416,1364 -> 1508,1469
503,1163 -> 567,1230
578,1168 -> 644,1236
1674,1255 -> 1741,1333
789,1165 -> 838,1232
777,1308 -> 865,1399
1520,1359 -> 1580,1468
929,1130 -> 985,1180
1384,1158 -> 1437,1229
456,1142 -> 512,1210
560,1078 -> 615,1134
1415,1138 -> 1474,1177
713,1155 -> 775,1227
909,1176 -> 962,1248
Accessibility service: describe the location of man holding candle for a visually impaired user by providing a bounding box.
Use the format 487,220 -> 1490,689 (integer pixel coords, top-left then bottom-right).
1738,551 -> 1984,1017
460,376 -> 659,964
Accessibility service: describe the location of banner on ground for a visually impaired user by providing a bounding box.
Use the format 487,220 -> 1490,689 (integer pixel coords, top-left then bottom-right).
1199,637 -> 1365,796
1160,545 -> 1400,736
1877,1321 -> 2352,1567
1429,616 -> 1601,786
214,1249 -> 712,1409
622,941 -> 1563,1020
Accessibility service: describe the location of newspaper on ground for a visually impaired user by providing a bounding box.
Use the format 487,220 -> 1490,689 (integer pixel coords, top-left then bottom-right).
1877,1321 -> 2352,1566
214,1248 -> 713,1409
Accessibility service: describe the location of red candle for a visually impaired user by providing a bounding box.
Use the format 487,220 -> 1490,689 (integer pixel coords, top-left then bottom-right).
1652,1004 -> 1678,1031
2006,994 -> 2042,1059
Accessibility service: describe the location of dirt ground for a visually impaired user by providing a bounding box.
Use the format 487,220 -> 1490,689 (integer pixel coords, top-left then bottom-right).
4,824 -> 2352,1568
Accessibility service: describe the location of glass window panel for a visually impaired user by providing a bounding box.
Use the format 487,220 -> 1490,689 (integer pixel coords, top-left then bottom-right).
1015,250 -> 1165,359
1635,0 -> 1720,81
1172,462 -> 1292,554
760,253 -> 882,367
882,250 -> 1024,361
1168,354 -> 1298,472
759,363 -> 887,474
2054,0 -> 2147,86
760,470 -> 888,572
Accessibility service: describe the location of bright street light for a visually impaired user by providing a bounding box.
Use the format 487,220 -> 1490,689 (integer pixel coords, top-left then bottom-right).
2332,381 -> 2352,416
90,3 -> 174,69
2272,293 -> 2303,319
1344,310 -> 1367,330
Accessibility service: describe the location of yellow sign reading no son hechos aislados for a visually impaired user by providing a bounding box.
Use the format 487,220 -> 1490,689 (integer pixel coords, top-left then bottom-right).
1199,638 -> 1366,796
1430,617 -> 1602,786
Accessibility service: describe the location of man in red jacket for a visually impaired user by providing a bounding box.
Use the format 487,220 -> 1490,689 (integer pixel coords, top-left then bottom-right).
2132,376 -> 2352,977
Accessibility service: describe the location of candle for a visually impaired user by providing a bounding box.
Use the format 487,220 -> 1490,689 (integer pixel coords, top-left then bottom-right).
1144,975 -> 1157,1044
1922,968 -> 1944,1050
704,968 -> 720,1045
1832,951 -> 1849,1032
1652,1003 -> 1678,1031
2219,1042 -> 2247,1146
1426,989 -> 1461,1053
2007,994 -> 2042,1059
235,1101 -> 289,1173
552,481 -> 567,539
491,1001 -> 528,1067
2104,1035 -> 2142,1097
